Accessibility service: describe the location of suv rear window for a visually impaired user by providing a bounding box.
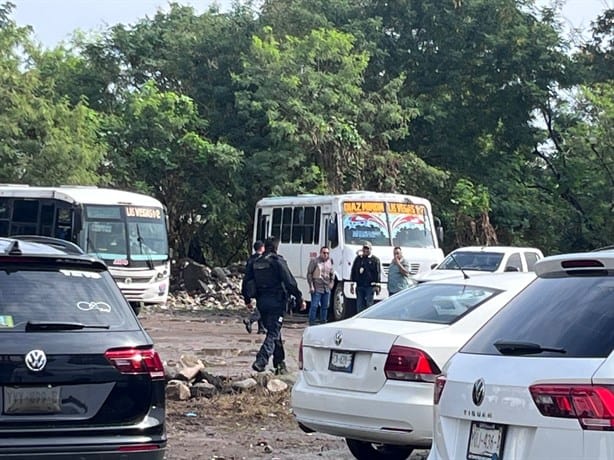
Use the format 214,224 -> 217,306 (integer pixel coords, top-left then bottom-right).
462,275 -> 614,357
360,283 -> 500,324
0,266 -> 139,330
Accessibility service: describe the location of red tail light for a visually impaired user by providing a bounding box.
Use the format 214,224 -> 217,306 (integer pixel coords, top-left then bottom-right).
530,384 -> 614,430
434,374 -> 447,404
105,348 -> 165,380
384,345 -> 441,382
298,338 -> 304,370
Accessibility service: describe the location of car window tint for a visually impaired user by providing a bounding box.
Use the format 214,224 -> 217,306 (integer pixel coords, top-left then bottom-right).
506,253 -> 522,271
462,276 -> 614,357
439,252 -> 503,271
360,284 -> 500,324
524,252 -> 540,271
0,267 -> 139,330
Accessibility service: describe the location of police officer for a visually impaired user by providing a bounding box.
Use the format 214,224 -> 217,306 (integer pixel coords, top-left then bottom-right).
241,240 -> 266,334
243,236 -> 305,374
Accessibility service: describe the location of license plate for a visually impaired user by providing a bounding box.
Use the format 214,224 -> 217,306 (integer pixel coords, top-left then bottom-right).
4,386 -> 62,414
328,350 -> 354,373
467,421 -> 505,460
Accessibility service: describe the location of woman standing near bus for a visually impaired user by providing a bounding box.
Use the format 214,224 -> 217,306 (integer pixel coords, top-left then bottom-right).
306,246 -> 334,325
387,246 -> 413,296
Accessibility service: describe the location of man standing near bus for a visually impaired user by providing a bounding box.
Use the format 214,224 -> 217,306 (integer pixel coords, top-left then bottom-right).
306,246 -> 334,325
350,241 -> 381,313
243,236 -> 305,374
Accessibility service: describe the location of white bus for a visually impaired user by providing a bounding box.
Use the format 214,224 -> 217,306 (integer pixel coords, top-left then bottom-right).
253,191 -> 444,320
0,185 -> 170,313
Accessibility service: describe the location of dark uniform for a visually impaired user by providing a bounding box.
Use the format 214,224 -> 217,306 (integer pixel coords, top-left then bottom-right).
241,250 -> 266,334
350,242 -> 381,313
243,238 -> 303,373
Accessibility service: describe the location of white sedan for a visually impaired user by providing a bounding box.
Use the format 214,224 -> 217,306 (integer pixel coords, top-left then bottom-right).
291,272 -> 535,460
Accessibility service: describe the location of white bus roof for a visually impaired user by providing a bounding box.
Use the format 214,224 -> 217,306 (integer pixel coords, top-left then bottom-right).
256,191 -> 433,207
0,185 -> 163,207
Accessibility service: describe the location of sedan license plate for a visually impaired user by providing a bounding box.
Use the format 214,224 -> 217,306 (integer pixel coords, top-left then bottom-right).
328,350 -> 354,373
4,386 -> 61,414
467,421 -> 505,460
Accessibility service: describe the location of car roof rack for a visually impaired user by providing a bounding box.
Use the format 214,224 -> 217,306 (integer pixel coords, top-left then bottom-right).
10,235 -> 85,255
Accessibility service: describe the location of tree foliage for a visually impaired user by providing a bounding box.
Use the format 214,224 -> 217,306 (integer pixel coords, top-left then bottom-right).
0,0 -> 610,263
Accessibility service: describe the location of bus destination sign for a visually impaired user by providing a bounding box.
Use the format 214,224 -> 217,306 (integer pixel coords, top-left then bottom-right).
388,202 -> 425,216
343,201 -> 385,213
125,207 -> 162,219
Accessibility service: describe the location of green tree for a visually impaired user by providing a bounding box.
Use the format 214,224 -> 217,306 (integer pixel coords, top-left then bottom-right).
235,26 -> 423,194
104,81 -> 244,262
0,2 -> 105,185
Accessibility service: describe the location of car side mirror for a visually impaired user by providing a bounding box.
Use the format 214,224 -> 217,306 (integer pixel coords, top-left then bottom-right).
431,263 -> 439,269
504,266 -> 520,272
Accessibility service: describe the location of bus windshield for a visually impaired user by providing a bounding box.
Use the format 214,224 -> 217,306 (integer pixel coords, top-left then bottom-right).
342,201 -> 435,248
84,205 -> 168,263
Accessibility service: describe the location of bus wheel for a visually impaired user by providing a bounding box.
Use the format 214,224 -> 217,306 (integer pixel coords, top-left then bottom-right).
332,283 -> 355,321
129,302 -> 142,316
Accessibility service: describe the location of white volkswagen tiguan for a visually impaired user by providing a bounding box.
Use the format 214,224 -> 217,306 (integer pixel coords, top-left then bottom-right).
429,250 -> 614,460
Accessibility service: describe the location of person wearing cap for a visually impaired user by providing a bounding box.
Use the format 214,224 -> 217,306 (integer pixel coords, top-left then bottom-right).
350,241 -> 381,313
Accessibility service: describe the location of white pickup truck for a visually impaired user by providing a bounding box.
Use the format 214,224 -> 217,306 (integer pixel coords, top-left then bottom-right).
415,245 -> 544,282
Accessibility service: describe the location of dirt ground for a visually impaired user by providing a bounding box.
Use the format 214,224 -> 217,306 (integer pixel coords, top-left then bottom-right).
139,308 -> 430,460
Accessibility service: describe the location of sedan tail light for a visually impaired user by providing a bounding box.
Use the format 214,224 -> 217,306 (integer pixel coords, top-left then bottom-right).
434,374 -> 447,404
384,345 -> 441,383
530,384 -> 614,431
298,338 -> 303,370
105,348 -> 165,380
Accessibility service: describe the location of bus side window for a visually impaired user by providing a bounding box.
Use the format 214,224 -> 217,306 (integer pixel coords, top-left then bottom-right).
271,208 -> 282,239
292,207 -> 304,243
281,207 -> 292,243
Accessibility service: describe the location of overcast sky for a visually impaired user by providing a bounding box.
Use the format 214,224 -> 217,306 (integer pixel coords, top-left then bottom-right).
11,0 -> 613,48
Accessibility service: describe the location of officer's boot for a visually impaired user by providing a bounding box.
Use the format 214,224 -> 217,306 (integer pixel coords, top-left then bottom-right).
274,361 -> 288,375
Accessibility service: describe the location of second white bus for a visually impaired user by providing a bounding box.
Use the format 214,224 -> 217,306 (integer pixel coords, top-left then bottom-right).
0,185 -> 170,314
253,191 -> 444,320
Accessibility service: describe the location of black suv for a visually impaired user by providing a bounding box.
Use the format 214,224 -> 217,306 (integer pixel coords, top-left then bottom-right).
0,236 -> 166,459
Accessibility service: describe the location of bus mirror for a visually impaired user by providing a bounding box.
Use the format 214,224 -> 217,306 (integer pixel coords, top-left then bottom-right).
73,206 -> 83,234
327,221 -> 338,247
437,226 -> 443,244
434,216 -> 443,244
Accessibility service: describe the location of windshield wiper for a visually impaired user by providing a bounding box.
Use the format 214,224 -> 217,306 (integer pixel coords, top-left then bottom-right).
135,224 -> 154,269
494,340 -> 566,355
25,321 -> 110,331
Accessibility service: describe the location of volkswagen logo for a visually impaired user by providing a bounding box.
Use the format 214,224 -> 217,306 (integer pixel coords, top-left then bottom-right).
124,277 -> 132,285
334,330 -> 343,346
472,378 -> 485,406
25,349 -> 47,372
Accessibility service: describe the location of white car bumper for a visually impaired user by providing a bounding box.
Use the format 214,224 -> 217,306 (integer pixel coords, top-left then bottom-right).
291,373 -> 433,447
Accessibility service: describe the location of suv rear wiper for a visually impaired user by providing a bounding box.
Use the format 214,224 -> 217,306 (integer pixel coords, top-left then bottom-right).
494,340 -> 566,355
25,321 -> 110,331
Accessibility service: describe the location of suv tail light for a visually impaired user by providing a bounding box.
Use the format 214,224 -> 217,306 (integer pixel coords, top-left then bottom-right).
105,348 -> 165,380
384,345 -> 441,383
434,374 -> 447,404
298,338 -> 303,370
530,384 -> 614,430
